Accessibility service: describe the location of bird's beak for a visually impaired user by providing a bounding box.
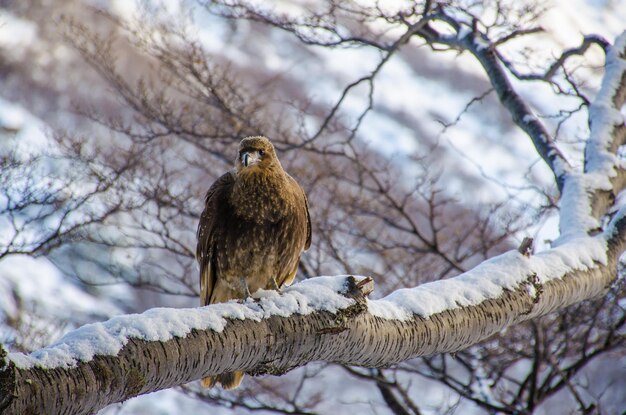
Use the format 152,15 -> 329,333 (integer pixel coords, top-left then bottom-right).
241,151 -> 261,167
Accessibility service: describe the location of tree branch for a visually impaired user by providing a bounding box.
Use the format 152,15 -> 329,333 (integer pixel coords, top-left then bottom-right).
559,32 -> 626,241
497,34 -> 610,81
2,219 -> 626,415
414,19 -> 572,191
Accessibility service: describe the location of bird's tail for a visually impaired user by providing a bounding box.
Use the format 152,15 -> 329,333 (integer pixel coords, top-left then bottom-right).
201,371 -> 244,389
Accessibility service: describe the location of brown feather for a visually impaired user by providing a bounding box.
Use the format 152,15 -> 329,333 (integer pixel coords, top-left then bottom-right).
196,136 -> 310,389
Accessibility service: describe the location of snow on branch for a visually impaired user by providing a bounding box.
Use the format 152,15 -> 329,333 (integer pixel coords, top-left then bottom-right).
6,277 -> 364,370
559,31 -> 626,242
0,236 -> 609,370
2,219 -> 625,415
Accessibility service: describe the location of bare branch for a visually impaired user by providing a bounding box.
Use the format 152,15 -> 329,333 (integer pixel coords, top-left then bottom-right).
497,34 -> 610,81
412,18 -> 572,191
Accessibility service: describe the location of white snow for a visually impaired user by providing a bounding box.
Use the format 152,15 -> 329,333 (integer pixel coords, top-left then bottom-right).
468,350 -> 499,407
473,36 -> 490,51
369,235 -> 607,320
557,173 -> 602,242
8,229 -> 609,370
0,11 -> 37,49
457,26 -> 472,40
585,31 -> 626,174
0,98 -> 54,159
8,276 -> 357,369
549,0 -> 626,48
0,255 -> 120,321
556,30 -> 626,243
604,204 -> 626,241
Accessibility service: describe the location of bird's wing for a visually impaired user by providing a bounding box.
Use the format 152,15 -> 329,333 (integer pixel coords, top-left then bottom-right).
197,171 -> 234,306
275,189 -> 310,288
287,174 -> 311,251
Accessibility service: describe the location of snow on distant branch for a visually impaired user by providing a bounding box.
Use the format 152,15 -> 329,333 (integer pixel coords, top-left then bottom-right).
0,10 -> 37,51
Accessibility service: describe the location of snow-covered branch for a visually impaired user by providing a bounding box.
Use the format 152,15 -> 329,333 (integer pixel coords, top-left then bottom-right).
2,216 -> 625,415
559,32 -> 626,242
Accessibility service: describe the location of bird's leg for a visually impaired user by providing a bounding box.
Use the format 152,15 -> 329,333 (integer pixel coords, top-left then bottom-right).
239,276 -> 252,299
269,277 -> 281,292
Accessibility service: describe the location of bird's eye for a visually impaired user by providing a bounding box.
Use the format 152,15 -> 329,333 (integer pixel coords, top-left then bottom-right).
259,150 -> 265,156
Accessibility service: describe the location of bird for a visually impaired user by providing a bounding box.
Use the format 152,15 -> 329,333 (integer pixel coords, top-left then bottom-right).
196,136 -> 311,389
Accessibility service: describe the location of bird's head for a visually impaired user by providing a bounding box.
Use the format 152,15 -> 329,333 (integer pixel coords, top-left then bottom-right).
235,136 -> 279,173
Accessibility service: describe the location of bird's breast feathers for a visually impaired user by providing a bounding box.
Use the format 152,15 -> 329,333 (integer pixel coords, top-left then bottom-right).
230,169 -> 299,223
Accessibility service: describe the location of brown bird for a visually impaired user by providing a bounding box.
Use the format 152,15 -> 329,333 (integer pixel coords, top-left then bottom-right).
196,136 -> 311,389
